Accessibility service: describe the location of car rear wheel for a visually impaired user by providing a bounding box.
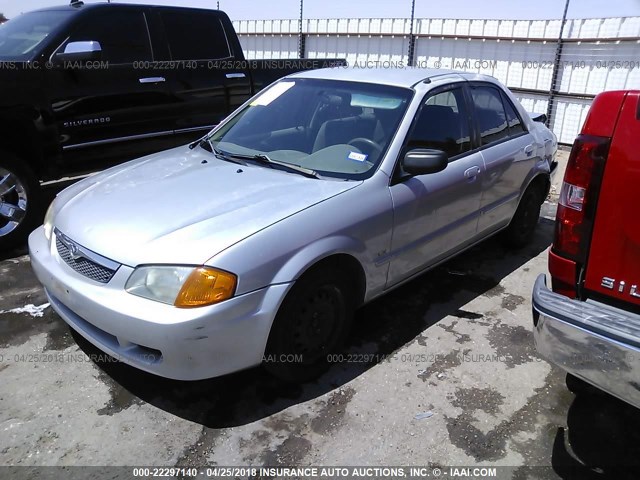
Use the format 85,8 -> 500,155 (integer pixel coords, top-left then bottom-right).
264,266 -> 354,383
0,152 -> 40,250
502,185 -> 543,248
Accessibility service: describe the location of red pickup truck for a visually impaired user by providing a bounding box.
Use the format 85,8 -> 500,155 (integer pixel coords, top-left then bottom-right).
533,90 -> 640,408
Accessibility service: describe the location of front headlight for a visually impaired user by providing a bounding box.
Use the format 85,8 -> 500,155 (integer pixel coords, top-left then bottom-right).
125,266 -> 237,308
43,200 -> 57,241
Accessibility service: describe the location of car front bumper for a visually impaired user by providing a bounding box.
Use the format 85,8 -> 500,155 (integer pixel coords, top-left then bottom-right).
532,274 -> 640,409
28,226 -> 290,380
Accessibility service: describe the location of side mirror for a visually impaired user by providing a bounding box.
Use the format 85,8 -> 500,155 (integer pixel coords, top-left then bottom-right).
402,149 -> 448,175
53,41 -> 102,66
531,113 -> 547,124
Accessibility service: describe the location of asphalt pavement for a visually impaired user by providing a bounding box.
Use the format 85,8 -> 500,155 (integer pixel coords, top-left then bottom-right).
2,149 -> 640,479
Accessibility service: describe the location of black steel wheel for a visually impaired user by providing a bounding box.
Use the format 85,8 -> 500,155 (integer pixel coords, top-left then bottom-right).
264,266 -> 353,382
503,186 -> 543,248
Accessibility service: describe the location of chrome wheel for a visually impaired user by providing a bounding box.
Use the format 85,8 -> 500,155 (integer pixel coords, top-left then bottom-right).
0,167 -> 28,237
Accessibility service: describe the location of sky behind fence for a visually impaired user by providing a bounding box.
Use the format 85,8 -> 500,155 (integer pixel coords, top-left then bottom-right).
1,0 -> 639,21
235,16 -> 640,143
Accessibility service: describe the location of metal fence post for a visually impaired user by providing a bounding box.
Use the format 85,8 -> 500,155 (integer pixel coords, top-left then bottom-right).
407,0 -> 416,66
546,0 -> 570,129
298,0 -> 306,58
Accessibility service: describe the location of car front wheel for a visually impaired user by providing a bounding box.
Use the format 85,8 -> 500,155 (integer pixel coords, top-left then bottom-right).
264,265 -> 354,383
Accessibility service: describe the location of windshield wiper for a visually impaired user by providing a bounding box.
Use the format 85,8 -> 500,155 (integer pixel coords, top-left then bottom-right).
212,147 -> 246,166
194,138 -> 246,165
220,152 -> 320,179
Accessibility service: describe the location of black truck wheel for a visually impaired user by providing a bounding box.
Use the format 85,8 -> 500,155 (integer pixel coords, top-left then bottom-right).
0,151 -> 40,250
565,373 -> 607,397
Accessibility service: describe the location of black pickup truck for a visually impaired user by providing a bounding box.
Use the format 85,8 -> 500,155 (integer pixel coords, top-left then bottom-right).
0,1 -> 344,248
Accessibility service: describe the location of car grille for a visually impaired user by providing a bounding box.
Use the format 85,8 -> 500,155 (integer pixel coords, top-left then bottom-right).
55,234 -> 119,284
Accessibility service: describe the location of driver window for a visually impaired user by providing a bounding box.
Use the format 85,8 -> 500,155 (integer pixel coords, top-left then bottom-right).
65,11 -> 152,64
409,88 -> 471,158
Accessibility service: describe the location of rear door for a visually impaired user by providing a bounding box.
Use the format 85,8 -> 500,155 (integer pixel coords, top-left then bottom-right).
157,8 -> 252,138
584,91 -> 640,308
469,84 -> 539,234
388,84 -> 484,285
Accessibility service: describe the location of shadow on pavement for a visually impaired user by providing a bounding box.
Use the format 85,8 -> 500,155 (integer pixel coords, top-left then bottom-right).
552,389 -> 640,479
69,217 -> 555,429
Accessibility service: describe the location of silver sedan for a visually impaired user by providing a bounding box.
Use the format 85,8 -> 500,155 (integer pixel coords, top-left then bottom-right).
29,68 -> 557,382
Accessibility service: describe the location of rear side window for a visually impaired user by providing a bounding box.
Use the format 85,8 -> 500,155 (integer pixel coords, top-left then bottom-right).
409,88 -> 472,158
161,11 -> 231,60
67,11 -> 151,64
501,92 -> 527,136
470,86 -> 509,146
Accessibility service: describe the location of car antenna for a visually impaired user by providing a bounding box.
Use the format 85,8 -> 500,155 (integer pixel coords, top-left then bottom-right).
70,0 -> 84,7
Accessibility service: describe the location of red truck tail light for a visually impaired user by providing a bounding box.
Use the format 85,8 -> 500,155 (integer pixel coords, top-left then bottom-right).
550,134 -> 610,297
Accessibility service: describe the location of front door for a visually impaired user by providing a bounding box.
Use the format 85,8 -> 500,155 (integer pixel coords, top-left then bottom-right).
45,7 -> 176,171
387,85 -> 484,286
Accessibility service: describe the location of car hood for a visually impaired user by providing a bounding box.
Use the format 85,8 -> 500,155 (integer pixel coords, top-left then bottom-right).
54,146 -> 360,266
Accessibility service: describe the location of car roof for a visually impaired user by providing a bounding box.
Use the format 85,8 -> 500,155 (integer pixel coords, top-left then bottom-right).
29,2 -> 223,15
289,67 -> 492,88
29,3 -> 131,13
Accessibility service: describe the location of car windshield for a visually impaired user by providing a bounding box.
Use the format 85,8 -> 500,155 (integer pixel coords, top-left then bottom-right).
0,10 -> 72,60
208,78 -> 413,180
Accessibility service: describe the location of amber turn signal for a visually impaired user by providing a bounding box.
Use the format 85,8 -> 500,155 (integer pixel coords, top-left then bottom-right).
174,267 -> 237,308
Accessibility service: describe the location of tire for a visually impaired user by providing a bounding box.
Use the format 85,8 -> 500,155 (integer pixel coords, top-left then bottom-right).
565,373 -> 606,397
264,265 -> 354,383
0,151 -> 40,250
502,185 -> 543,248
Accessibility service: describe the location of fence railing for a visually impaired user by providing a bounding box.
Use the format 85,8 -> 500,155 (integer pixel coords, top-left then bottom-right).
233,17 -> 640,144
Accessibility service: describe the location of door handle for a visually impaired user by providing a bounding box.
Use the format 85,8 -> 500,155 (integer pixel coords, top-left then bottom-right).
225,72 -> 246,79
464,166 -> 481,179
139,77 -> 166,84
524,144 -> 534,156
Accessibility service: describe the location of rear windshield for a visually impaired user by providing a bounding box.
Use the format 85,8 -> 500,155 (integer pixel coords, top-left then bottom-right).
0,10 -> 72,60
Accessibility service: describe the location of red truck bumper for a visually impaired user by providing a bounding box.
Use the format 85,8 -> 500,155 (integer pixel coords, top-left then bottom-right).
533,274 -> 640,409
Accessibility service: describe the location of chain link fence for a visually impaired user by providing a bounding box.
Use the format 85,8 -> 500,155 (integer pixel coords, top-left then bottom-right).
233,16 -> 640,144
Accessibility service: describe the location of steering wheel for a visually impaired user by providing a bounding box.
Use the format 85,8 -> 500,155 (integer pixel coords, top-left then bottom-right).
347,138 -> 383,158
